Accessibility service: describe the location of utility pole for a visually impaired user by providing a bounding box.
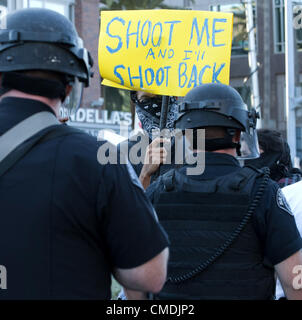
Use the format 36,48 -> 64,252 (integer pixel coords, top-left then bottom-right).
285,0 -> 297,160
245,1 -> 261,128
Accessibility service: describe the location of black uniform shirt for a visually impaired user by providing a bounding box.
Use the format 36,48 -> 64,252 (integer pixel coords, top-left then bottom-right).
147,152 -> 302,266
0,97 -> 169,299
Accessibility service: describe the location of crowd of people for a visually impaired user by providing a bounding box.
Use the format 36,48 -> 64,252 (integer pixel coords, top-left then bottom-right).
0,7 -> 302,300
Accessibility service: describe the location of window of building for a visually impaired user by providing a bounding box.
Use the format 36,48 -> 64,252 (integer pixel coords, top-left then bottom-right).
0,0 -> 7,7
273,0 -> 302,53
22,0 -> 74,20
211,2 -> 256,56
274,0 -> 286,53
0,0 -> 7,14
234,85 -> 252,109
0,0 -> 7,28
1,0 -> 18,12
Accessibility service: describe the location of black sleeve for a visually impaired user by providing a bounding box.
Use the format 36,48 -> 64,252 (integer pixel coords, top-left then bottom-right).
253,180 -> 302,266
97,162 -> 169,269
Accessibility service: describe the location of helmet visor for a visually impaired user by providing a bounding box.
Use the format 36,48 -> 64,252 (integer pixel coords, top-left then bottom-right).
238,128 -> 260,160
61,77 -> 83,117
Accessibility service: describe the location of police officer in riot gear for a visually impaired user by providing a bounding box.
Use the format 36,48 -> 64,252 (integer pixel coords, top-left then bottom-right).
146,83 -> 302,300
0,8 -> 169,299
0,7 -> 92,114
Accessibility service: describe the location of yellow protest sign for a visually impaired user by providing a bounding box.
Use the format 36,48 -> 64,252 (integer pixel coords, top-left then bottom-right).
98,10 -> 233,96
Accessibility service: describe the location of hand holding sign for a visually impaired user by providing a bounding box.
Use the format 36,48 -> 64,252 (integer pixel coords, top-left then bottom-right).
98,10 -> 233,97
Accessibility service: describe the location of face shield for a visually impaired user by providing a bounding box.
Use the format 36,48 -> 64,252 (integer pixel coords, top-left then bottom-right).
236,108 -> 260,160
61,77 -> 84,118
238,128 -> 260,160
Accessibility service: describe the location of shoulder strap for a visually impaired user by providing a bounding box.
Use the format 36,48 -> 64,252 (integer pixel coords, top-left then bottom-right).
0,115 -> 82,178
172,165 -> 263,194
157,165 -> 265,198
0,111 -> 59,162
226,166 -> 264,192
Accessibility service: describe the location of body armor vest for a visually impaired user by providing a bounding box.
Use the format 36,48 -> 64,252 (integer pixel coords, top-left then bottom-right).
153,166 -> 275,300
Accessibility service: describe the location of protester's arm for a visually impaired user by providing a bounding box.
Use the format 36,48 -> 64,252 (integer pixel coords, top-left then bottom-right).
275,249 -> 302,300
114,247 -> 169,295
139,137 -> 168,189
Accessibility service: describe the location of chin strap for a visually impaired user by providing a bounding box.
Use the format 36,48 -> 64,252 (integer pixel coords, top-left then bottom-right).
205,138 -> 239,151
0,72 -> 67,101
204,128 -> 241,156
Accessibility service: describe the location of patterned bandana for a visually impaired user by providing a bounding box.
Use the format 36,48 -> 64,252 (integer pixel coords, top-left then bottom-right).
135,96 -> 179,138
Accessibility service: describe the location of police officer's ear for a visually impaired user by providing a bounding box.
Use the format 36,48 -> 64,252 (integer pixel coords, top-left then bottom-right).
233,130 -> 241,143
65,84 -> 73,98
58,85 -> 73,123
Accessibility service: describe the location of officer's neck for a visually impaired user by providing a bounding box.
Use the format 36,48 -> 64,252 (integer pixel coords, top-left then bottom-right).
194,149 -> 237,157
1,90 -> 61,117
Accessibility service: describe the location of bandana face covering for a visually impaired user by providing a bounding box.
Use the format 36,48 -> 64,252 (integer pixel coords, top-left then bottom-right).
133,94 -> 179,138
132,92 -> 163,120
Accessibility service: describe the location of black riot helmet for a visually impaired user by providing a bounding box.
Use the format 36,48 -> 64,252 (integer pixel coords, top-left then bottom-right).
0,8 -> 93,114
175,83 -> 260,159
